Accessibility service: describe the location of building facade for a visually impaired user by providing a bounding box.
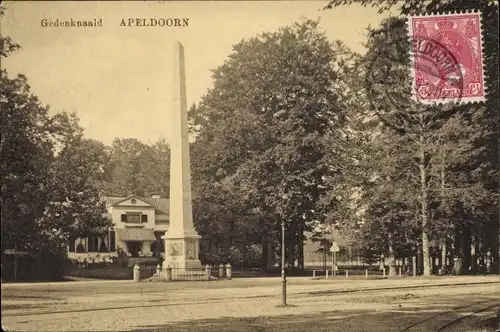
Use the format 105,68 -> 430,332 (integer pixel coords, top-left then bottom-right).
67,195 -> 169,260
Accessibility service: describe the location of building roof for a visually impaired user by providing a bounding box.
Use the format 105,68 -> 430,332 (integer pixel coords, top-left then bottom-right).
101,196 -> 169,215
143,197 -> 169,215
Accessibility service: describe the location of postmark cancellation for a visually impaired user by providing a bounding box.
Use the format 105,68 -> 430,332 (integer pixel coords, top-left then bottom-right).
407,12 -> 486,105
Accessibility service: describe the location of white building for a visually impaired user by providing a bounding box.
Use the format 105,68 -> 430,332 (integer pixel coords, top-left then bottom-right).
67,195 -> 169,260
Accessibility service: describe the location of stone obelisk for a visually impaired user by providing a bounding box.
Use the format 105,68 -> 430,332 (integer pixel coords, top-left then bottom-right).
162,42 -> 202,270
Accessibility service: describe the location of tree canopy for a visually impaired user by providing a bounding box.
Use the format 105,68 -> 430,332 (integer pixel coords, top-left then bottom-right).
189,19 -> 359,266
0,14 -> 109,258
325,0 -> 499,275
1,2 -> 497,276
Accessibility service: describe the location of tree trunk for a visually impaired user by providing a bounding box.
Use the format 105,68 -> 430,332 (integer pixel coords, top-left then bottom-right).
262,239 -> 268,270
267,242 -> 275,270
287,232 -> 294,268
439,148 -> 448,275
454,227 -> 462,259
416,246 -> 422,275
470,235 -> 477,274
497,202 -> 500,275
441,240 -> 447,274
14,244 -> 18,282
388,224 -> 396,276
419,135 -> 432,276
297,226 -> 304,270
463,226 -> 472,274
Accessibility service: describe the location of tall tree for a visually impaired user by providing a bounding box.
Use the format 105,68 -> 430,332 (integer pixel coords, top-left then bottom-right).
1,6 -> 55,250
316,50 -> 371,245
103,138 -> 170,197
0,72 -> 54,252
191,19 -> 353,268
41,113 -> 110,241
326,0 -> 499,275
1,10 -> 110,279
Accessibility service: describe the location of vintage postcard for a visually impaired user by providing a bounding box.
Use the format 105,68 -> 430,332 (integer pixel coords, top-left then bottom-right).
1,1 -> 499,331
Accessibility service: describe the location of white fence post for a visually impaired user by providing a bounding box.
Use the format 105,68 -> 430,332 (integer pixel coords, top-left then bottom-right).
133,264 -> 140,282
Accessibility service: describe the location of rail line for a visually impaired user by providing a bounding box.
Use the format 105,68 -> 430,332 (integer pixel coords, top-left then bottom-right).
436,302 -> 499,331
301,281 -> 500,297
400,299 -> 499,332
3,282 -> 498,320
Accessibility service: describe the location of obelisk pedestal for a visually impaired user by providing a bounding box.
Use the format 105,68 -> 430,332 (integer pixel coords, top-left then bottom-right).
162,41 -> 202,271
163,232 -> 201,269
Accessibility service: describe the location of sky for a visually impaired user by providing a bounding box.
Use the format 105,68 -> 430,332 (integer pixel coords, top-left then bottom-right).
2,1 -> 395,145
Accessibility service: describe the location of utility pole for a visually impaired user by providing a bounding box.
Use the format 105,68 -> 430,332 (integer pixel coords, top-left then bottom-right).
281,219 -> 287,306
322,226 -> 326,271
331,223 -> 336,276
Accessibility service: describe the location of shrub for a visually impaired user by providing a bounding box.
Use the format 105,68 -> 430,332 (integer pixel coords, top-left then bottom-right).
115,246 -> 128,267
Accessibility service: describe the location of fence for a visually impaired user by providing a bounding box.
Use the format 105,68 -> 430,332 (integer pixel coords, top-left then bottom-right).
137,264 -> 233,281
310,266 -> 408,280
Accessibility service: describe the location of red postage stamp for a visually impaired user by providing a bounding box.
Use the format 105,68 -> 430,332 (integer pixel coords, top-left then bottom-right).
408,12 -> 485,104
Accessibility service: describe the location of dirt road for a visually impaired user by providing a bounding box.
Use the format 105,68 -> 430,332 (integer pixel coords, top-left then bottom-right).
2,276 -> 499,331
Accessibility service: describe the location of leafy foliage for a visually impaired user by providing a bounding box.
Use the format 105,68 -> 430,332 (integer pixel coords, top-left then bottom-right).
190,19 -> 355,266
325,0 -> 499,274
0,24 -> 110,274
101,138 -> 170,197
0,72 -> 55,251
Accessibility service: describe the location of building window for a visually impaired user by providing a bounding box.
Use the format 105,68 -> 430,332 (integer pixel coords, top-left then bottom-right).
121,213 -> 142,223
131,199 -> 137,204
128,214 -> 140,223
141,215 -> 148,223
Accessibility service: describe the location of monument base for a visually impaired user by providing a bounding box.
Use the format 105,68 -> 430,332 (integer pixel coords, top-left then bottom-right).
162,258 -> 203,270
161,233 -> 202,270
149,268 -> 208,282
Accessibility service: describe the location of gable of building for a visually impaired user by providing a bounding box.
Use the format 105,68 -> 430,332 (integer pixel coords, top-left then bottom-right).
101,195 -> 169,216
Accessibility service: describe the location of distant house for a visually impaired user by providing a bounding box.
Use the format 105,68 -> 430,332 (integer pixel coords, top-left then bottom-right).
67,195 -> 169,260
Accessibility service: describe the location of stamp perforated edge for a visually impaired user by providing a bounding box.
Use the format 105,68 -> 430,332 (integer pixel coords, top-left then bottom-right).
406,11 -> 487,105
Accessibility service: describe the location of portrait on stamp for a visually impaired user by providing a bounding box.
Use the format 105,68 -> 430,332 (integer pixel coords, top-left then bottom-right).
408,13 -> 485,104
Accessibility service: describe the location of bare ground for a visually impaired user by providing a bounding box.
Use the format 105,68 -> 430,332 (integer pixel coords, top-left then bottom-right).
2,275 -> 499,331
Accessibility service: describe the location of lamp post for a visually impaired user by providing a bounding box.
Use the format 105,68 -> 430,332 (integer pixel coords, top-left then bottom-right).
276,191 -> 291,308
281,219 -> 287,306
331,224 -> 336,276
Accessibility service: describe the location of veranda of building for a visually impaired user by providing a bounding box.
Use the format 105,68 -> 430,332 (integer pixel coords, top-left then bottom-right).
67,195 -> 169,261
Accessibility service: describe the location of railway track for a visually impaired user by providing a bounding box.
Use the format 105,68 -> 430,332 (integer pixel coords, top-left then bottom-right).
401,299 -> 500,332
4,281 -> 496,318
4,281 -> 499,332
